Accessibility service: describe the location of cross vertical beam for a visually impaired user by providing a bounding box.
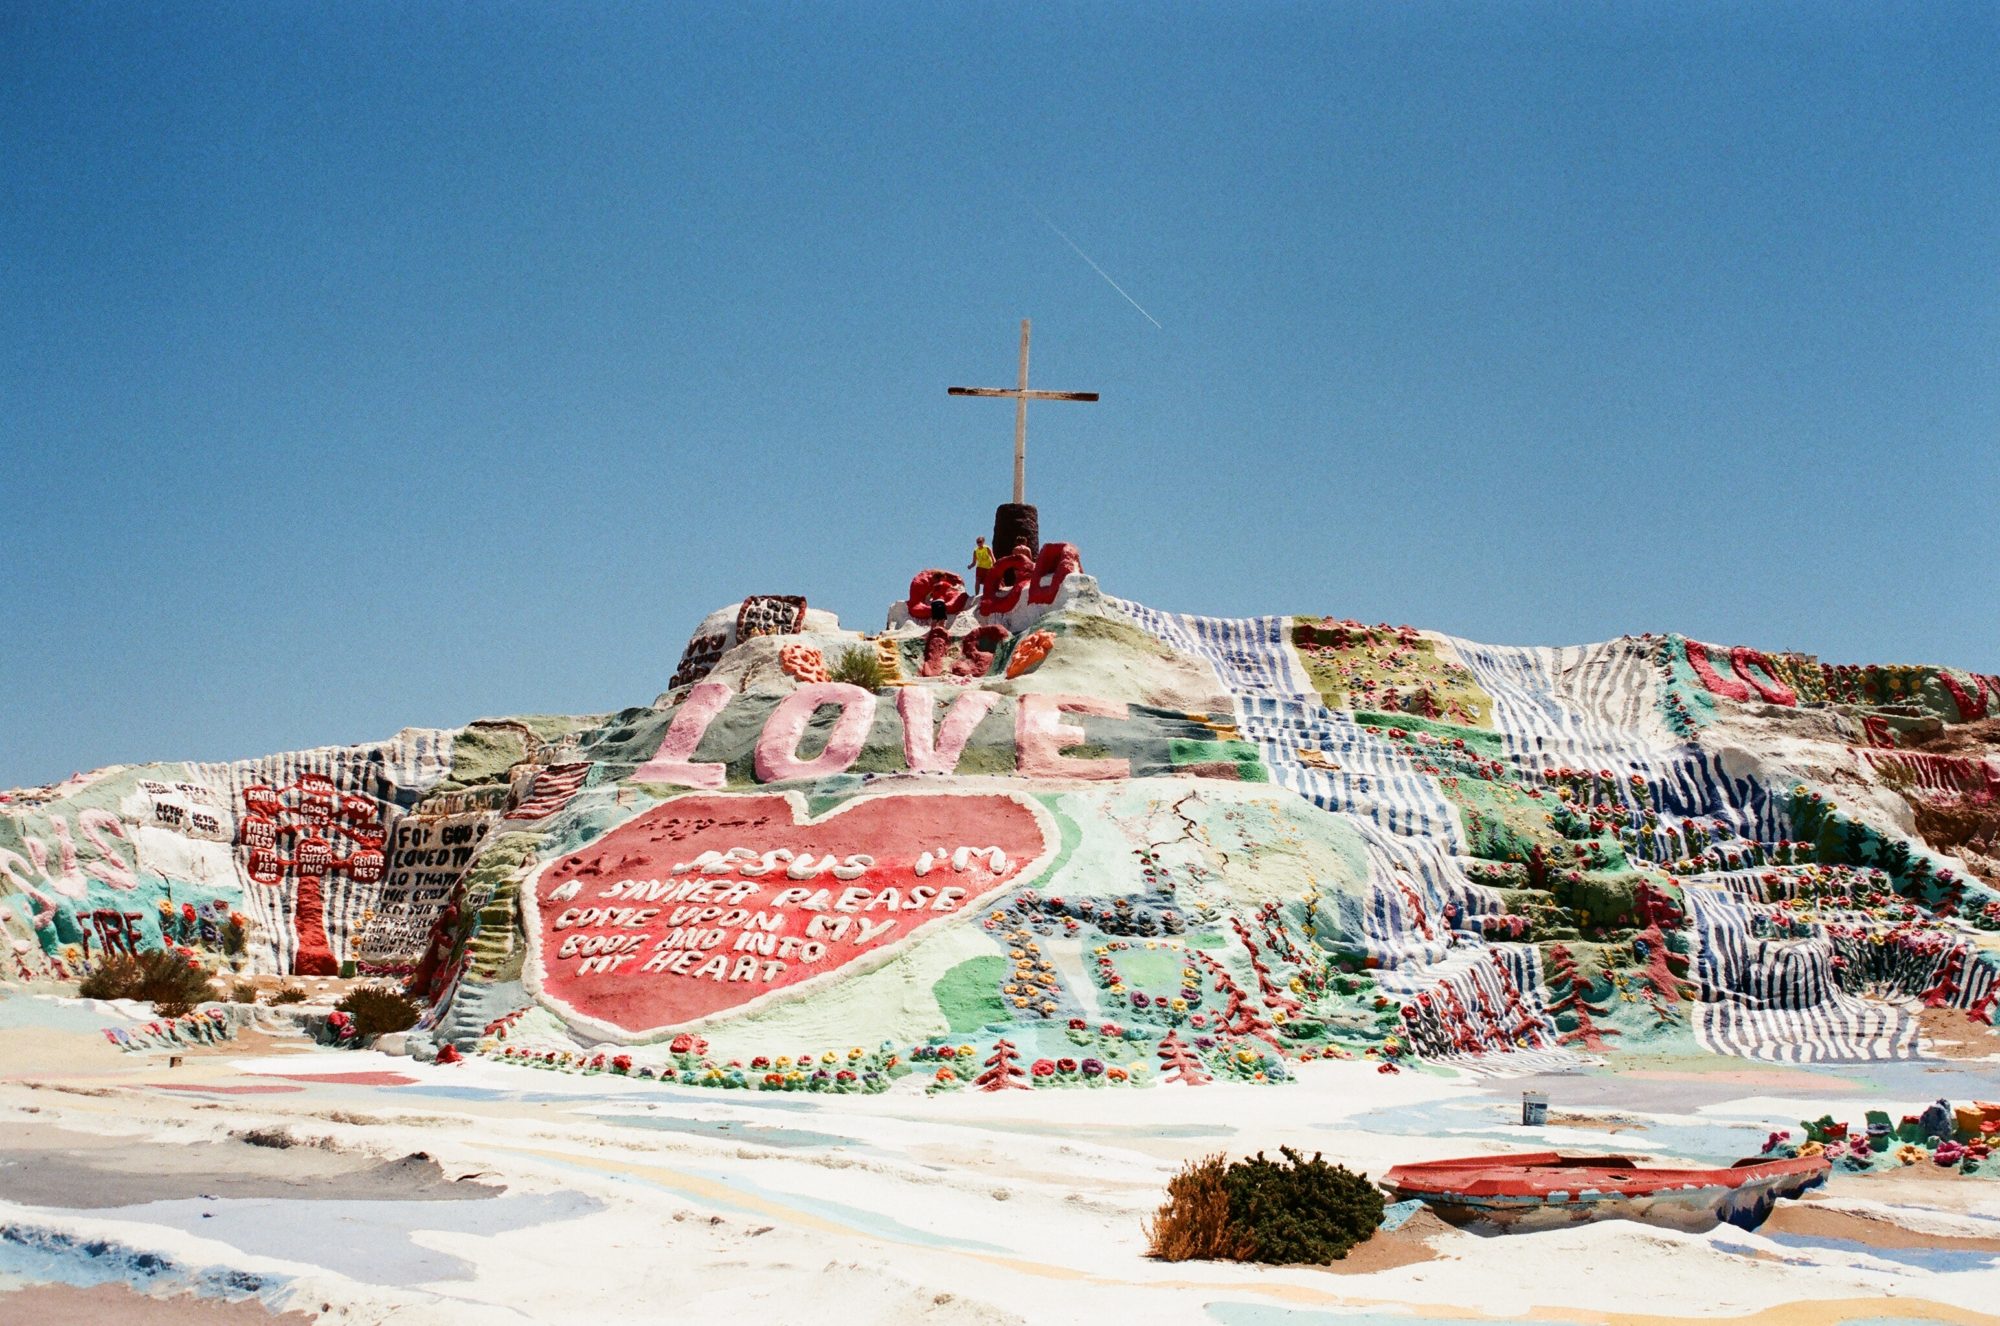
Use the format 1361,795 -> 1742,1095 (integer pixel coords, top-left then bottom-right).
1013,318 -> 1030,504
948,319 -> 1098,508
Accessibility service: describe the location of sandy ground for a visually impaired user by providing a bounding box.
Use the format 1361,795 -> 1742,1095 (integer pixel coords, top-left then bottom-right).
0,1281 -> 318,1324
4,996 -> 2000,1325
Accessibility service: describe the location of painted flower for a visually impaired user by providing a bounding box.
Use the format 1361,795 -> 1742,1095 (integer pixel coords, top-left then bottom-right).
1031,1059 -> 1056,1077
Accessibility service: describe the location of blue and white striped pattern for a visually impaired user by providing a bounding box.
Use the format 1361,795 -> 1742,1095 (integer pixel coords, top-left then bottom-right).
1374,945 -> 1559,1054
1445,636 -> 1792,850
1108,599 -> 1564,1057
1647,747 -> 1792,845
1350,820 -> 1500,968
1107,599 -> 1465,847
190,728 -> 455,973
1106,602 -> 1317,701
1685,884 -> 1922,1062
1239,697 -> 1469,845
1444,637 -> 1675,761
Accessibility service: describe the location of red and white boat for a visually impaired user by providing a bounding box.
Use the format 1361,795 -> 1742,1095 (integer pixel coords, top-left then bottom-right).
1381,1151 -> 1830,1233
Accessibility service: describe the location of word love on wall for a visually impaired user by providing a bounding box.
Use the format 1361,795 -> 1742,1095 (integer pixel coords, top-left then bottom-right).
524,791 -> 1057,1039
634,682 -> 1132,786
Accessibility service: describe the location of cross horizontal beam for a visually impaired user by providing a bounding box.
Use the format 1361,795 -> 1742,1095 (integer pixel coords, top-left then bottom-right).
947,387 -> 1100,402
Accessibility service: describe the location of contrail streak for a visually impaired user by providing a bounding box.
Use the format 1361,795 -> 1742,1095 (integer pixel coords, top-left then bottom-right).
1032,207 -> 1162,329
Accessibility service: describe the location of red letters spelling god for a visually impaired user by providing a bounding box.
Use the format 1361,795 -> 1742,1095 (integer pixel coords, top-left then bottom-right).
525,791 -> 1056,1038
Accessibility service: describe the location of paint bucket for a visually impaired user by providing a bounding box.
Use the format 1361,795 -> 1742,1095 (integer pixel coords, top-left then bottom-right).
1522,1091 -> 1548,1126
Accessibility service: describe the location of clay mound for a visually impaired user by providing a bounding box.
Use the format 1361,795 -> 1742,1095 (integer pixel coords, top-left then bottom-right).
5,554 -> 1996,1094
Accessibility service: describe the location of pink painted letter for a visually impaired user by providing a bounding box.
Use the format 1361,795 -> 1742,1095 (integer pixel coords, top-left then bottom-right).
898,688 -> 1001,774
1016,694 -> 1130,781
756,683 -> 878,783
633,680 -> 733,788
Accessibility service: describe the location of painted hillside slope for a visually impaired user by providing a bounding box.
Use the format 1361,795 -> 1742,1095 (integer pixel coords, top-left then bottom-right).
5,550 -> 1998,1093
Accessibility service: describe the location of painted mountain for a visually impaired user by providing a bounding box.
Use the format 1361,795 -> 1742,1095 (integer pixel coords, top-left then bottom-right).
7,544 -> 1997,1090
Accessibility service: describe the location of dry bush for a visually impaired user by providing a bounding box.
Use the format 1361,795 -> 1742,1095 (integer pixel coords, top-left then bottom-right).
1145,1154 -> 1253,1262
267,985 -> 308,1005
334,984 -> 420,1038
78,951 -> 215,1017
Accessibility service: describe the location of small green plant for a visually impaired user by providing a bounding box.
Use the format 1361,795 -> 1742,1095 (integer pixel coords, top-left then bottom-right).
268,985 -> 308,1005
78,951 -> 216,1018
1146,1147 -> 1382,1264
829,646 -> 887,691
333,984 -> 421,1038
1223,1147 -> 1383,1263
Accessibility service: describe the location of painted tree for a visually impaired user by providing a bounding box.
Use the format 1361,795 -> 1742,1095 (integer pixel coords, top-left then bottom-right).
1192,949 -> 1285,1049
1632,923 -> 1696,1024
1633,879 -> 1685,930
975,1038 -> 1028,1091
1156,1030 -> 1211,1086
1543,943 -> 1619,1052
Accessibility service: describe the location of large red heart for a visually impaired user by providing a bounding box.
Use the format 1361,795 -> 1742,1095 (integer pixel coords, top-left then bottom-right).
525,790 -> 1055,1041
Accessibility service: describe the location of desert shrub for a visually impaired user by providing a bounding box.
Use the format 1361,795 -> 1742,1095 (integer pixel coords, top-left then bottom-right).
1223,1147 -> 1383,1263
268,985 -> 308,1005
1146,1147 -> 1382,1264
333,984 -> 420,1038
829,646 -> 887,691
230,982 -> 259,1004
78,951 -> 215,1018
1145,1154 -> 1252,1262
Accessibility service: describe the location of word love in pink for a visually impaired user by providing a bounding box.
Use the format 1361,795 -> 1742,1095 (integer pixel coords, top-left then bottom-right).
632,683 -> 1131,787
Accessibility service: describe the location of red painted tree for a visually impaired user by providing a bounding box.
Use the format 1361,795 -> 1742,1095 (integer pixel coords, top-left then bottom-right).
1544,943 -> 1619,1052
975,1038 -> 1029,1091
238,775 -> 385,976
1156,1030 -> 1211,1086
1632,923 -> 1695,1024
1192,950 -> 1285,1049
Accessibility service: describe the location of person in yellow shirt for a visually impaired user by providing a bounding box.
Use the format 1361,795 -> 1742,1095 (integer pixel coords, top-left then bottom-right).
969,536 -> 994,576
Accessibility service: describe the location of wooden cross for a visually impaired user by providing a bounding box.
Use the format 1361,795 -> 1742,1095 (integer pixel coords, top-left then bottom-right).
948,319 -> 1098,505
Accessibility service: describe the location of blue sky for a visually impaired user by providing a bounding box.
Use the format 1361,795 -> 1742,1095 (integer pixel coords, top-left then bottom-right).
3,3 -> 1996,787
